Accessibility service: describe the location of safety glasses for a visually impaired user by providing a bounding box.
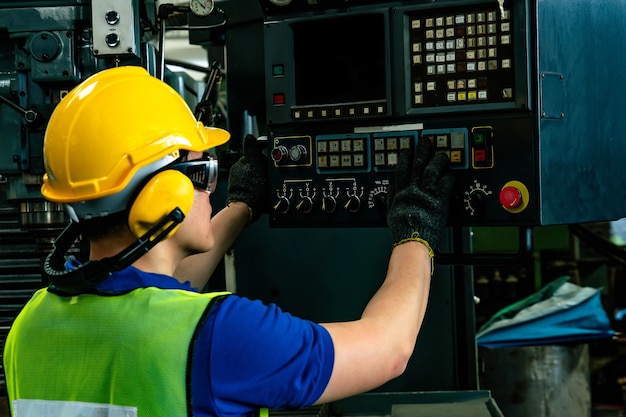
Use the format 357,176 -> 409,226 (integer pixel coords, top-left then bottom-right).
170,156 -> 218,193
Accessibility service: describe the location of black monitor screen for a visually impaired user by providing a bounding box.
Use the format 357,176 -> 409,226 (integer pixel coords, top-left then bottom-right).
292,14 -> 386,106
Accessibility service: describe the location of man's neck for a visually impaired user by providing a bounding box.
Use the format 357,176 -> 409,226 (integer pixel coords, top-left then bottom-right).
89,233 -> 182,278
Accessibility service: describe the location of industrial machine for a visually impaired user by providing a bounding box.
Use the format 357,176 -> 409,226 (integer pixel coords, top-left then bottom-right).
258,0 -> 626,228
0,0 -> 221,397
0,0 -> 625,415
210,0 -> 626,415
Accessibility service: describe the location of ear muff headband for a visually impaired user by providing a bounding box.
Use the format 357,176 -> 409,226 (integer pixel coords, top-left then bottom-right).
44,208 -> 185,294
128,170 -> 195,239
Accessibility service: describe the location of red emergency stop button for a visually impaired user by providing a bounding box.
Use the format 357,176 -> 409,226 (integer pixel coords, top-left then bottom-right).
499,186 -> 522,208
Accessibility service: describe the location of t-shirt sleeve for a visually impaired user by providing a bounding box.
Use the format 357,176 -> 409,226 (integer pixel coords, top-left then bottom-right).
205,295 -> 334,413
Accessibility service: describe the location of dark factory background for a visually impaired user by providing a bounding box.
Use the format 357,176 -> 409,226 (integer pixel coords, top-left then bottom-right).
1,1 -> 626,416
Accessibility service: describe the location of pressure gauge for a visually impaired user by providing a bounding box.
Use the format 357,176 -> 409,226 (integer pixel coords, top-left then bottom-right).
189,0 -> 214,16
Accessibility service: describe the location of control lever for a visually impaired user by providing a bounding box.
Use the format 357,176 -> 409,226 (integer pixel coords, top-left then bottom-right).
0,95 -> 39,125
194,61 -> 223,126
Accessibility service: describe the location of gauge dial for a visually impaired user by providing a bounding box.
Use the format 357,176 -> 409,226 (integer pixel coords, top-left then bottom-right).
189,0 -> 214,16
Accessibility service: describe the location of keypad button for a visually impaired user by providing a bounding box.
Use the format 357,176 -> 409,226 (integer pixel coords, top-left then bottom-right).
399,137 -> 412,150
408,5 -> 514,108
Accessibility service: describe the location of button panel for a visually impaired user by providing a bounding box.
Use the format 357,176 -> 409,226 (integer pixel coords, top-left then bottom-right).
271,136 -> 313,167
317,135 -> 369,172
408,6 -> 514,108
471,126 -> 494,168
269,119 -> 536,227
422,128 -> 469,169
315,132 -> 417,174
292,101 -> 387,122
372,132 -> 415,170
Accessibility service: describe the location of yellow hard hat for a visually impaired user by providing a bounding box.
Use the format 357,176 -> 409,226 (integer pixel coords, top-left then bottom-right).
41,66 -> 229,204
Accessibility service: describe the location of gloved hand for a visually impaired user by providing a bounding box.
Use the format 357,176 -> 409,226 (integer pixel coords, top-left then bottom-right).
386,137 -> 455,252
226,134 -> 268,224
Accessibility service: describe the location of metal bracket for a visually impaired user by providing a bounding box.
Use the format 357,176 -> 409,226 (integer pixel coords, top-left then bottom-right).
540,72 -> 565,119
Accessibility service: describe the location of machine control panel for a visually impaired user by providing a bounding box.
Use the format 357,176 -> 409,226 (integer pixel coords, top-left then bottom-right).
267,119 -> 535,228
262,0 -> 565,227
91,0 -> 141,57
270,132 -> 405,226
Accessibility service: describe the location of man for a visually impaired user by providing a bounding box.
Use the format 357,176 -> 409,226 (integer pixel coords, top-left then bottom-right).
3,66 -> 454,417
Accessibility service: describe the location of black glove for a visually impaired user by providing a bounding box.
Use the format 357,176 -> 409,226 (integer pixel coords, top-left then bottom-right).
386,136 -> 455,251
226,134 -> 268,224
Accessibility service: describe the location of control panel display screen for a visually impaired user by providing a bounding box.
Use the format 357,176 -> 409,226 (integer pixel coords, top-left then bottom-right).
292,14 -> 386,106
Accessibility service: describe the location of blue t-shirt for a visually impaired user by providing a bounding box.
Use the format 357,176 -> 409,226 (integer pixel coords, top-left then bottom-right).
96,267 -> 334,417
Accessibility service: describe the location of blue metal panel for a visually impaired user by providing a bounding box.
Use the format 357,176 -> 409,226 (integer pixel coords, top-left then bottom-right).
537,0 -> 626,224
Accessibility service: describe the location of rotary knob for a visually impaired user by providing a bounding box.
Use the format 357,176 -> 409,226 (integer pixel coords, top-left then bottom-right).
464,181 -> 492,216
344,195 -> 361,213
296,196 -> 313,213
371,190 -> 388,213
464,189 -> 489,217
273,196 -> 290,214
322,196 -> 337,213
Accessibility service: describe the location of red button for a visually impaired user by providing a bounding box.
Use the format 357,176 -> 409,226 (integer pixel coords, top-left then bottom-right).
271,146 -> 288,163
474,149 -> 486,162
273,93 -> 285,105
499,186 -> 522,208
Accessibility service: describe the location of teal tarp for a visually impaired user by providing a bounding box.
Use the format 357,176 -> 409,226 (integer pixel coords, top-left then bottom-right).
476,276 -> 615,348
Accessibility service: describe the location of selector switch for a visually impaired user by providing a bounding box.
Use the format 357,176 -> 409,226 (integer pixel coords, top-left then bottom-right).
463,180 -> 493,217
322,196 -> 337,213
296,196 -> 313,213
273,196 -> 290,214
344,195 -> 361,212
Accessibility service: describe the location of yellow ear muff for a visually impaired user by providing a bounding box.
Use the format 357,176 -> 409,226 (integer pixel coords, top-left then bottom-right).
128,170 -> 195,239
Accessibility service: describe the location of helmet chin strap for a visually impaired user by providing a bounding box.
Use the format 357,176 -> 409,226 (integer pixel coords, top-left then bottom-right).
44,207 -> 185,295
